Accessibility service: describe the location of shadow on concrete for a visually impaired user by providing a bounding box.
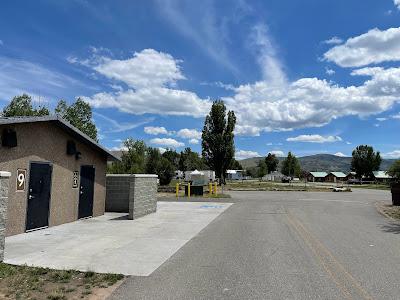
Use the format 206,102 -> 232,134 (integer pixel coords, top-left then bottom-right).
110,214 -> 130,221
380,223 -> 400,234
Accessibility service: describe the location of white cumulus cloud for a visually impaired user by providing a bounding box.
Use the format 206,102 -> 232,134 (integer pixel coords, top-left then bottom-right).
177,128 -> 202,140
383,150 -> 400,158
144,126 -> 170,135
324,27 -> 400,67
189,138 -> 199,144
93,49 -> 185,89
286,135 -> 342,143
235,150 -> 261,160
149,138 -> 184,148
395,0 -> 400,9
224,66 -> 400,134
74,49 -> 211,118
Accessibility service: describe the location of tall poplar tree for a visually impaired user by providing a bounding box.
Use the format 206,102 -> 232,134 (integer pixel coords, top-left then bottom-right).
202,100 -> 236,183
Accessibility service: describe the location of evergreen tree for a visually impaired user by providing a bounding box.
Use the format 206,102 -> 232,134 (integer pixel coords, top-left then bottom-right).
265,153 -> 279,173
281,152 -> 301,177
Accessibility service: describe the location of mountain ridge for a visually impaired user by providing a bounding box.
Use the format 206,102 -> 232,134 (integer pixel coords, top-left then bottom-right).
239,154 -> 396,172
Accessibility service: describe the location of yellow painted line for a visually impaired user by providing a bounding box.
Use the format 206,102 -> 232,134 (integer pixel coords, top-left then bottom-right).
286,212 -> 374,300
286,215 -> 353,300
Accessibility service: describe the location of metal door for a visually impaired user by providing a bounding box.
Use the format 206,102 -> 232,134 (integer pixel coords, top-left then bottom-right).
78,165 -> 95,219
26,162 -> 52,231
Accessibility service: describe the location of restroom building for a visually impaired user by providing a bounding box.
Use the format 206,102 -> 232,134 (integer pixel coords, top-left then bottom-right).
0,116 -> 118,236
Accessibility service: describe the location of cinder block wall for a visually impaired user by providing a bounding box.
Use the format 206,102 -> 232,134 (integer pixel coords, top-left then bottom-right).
105,175 -> 131,212
130,175 -> 158,219
0,171 -> 11,261
106,174 -> 158,219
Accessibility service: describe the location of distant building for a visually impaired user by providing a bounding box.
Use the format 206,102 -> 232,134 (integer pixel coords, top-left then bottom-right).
185,170 -> 215,183
263,171 -> 285,182
345,171 -> 357,181
226,169 -> 244,180
308,172 -> 328,182
373,171 -> 392,183
325,172 -> 347,183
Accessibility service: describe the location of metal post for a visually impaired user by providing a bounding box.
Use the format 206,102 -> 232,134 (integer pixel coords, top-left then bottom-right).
214,182 -> 217,195
188,183 -> 191,199
176,183 -> 179,198
209,183 -> 213,195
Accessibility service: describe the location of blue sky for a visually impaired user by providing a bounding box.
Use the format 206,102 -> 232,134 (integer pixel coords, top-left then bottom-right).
1,0 -> 400,160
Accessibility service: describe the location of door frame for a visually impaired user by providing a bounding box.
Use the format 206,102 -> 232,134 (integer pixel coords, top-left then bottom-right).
25,161 -> 53,232
78,165 -> 95,219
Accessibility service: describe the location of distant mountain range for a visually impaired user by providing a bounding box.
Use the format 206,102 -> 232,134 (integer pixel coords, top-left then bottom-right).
239,154 -> 396,172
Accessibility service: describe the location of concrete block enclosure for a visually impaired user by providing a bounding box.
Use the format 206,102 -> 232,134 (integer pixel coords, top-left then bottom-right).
0,116 -> 118,236
106,174 -> 158,219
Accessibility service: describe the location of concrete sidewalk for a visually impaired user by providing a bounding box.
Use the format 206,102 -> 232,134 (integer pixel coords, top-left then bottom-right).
4,201 -> 232,276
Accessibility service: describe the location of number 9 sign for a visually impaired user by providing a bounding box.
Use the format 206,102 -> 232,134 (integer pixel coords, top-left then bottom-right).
16,169 -> 26,192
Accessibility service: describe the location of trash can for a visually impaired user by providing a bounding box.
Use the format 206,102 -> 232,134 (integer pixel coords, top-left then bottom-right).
185,185 -> 204,196
391,183 -> 400,206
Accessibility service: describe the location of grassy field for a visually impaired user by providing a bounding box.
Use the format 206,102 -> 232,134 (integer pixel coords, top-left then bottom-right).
350,184 -> 391,191
0,263 -> 124,300
224,180 -> 332,192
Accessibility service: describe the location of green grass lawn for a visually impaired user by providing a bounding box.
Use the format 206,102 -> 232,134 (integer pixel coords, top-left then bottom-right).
0,263 -> 124,300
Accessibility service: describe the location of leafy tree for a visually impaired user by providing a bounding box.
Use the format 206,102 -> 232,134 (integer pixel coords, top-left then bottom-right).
109,141 -> 174,185
2,94 -> 50,117
178,148 -> 205,171
145,147 -> 174,185
112,139 -> 147,174
202,100 -> 236,183
281,152 -> 301,177
229,159 -> 243,170
157,157 -> 175,185
387,160 -> 400,182
55,98 -> 98,141
265,153 -> 279,173
145,147 -> 162,174
162,149 -> 180,170
257,160 -> 268,179
351,145 -> 381,179
245,167 -> 257,178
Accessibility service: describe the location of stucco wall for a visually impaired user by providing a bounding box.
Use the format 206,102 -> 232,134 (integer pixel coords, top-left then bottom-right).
0,122 -> 107,236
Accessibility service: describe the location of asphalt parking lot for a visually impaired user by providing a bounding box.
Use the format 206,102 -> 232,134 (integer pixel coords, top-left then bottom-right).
111,189 -> 400,300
